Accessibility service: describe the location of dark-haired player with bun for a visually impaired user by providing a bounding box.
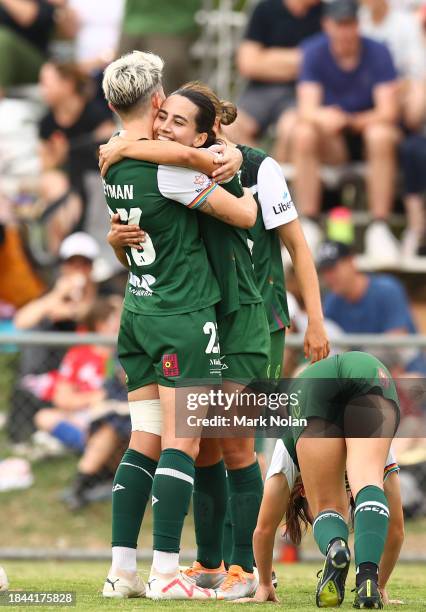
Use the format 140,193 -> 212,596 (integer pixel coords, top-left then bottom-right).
247,351 -> 401,609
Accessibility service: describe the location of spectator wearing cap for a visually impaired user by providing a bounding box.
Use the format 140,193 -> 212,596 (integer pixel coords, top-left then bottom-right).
318,240 -> 426,373
228,0 -> 322,149
290,0 -> 401,265
8,232 -> 100,443
14,232 -> 99,333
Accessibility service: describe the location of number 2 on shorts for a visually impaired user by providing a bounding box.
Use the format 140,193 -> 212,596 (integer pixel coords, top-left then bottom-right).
203,321 -> 220,354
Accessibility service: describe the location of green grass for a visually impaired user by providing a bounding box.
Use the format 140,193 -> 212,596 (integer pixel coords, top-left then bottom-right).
1,561 -> 426,611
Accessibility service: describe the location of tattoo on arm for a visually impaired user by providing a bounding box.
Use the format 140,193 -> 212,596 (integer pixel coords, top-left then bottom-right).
197,199 -> 234,224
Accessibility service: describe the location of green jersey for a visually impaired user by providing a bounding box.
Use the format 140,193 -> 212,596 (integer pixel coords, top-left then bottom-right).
238,145 -> 298,332
103,159 -> 220,316
198,174 -> 263,320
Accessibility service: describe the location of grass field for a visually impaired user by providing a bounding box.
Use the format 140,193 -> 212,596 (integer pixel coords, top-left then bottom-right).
1,561 -> 426,611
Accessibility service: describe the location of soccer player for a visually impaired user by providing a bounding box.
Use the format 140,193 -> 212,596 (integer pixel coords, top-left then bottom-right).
104,87 -> 273,599
100,51 -> 258,600
252,351 -> 400,609
251,441 -> 404,606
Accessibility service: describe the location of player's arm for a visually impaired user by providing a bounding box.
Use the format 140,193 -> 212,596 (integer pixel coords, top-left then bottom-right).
278,219 -> 329,362
251,473 -> 289,602
98,137 -> 242,183
256,156 -> 329,362
378,471 -> 405,605
197,186 -> 256,228
158,166 -> 257,229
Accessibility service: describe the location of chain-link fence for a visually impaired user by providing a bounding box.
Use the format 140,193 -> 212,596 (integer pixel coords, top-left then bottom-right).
0,332 -> 425,560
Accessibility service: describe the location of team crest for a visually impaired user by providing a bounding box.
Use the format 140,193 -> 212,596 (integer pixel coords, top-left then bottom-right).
162,353 -> 180,377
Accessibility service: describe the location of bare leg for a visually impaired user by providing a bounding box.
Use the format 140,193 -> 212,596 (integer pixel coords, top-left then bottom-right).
274,108 -> 298,162
78,424 -> 119,474
363,123 -> 400,221
296,435 -> 347,518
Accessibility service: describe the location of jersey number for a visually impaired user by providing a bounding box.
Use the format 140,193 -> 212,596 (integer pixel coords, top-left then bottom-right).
115,207 -> 156,267
203,321 -> 220,354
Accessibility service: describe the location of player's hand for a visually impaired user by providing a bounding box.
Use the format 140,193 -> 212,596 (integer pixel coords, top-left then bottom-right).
379,586 -> 404,605
99,136 -> 126,177
107,213 -> 145,249
211,144 -> 243,183
234,584 -> 280,603
304,318 -> 330,363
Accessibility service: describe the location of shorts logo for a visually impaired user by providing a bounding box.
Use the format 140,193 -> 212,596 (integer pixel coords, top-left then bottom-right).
377,367 -> 390,388
162,353 -> 180,377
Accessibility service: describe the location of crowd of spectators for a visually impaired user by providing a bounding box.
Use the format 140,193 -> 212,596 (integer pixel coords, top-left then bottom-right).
229,0 -> 426,263
0,0 -> 425,509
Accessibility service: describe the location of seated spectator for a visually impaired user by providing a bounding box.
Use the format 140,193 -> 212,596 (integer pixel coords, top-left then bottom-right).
38,61 -> 115,249
0,0 -> 56,95
0,194 -> 45,310
7,232 -> 99,443
63,363 -> 130,510
317,240 -> 426,373
118,0 -> 200,93
359,0 -> 426,131
399,132 -> 426,256
228,0 -> 322,148
289,0 -> 400,264
33,296 -> 121,453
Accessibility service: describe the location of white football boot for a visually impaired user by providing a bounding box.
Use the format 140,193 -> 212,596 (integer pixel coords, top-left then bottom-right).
146,568 -> 218,600
102,569 -> 145,598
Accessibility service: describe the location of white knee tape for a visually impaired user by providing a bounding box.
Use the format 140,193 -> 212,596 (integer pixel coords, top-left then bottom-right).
129,399 -> 162,435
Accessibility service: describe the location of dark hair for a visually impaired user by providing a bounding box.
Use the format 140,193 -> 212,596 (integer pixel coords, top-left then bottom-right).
180,81 -> 237,126
284,476 -> 311,546
172,88 -> 218,147
49,61 -> 93,98
84,297 -> 116,331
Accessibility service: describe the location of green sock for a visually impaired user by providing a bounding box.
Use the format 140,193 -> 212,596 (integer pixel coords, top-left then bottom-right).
222,482 -> 232,568
111,448 -> 157,548
313,510 -> 349,556
193,460 -> 227,569
152,449 -> 195,553
354,485 -> 389,567
228,461 -> 263,573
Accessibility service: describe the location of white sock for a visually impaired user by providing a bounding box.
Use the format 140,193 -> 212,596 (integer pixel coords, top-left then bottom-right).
152,550 -> 179,575
111,546 -> 137,573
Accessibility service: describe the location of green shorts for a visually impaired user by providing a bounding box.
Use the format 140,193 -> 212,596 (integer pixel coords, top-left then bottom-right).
285,352 -> 401,465
118,305 -> 222,391
218,303 -> 270,383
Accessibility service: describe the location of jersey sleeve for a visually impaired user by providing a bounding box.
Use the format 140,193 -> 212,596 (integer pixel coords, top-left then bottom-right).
257,157 -> 298,230
157,165 -> 218,210
266,439 -> 300,489
384,448 -> 400,481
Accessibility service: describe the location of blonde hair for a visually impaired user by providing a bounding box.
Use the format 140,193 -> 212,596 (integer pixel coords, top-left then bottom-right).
180,80 -> 237,126
102,51 -> 164,113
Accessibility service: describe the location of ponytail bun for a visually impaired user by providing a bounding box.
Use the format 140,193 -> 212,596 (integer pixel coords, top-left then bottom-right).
220,99 -> 237,125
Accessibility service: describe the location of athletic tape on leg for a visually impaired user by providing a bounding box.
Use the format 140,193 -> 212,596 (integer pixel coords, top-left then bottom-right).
129,399 -> 162,435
